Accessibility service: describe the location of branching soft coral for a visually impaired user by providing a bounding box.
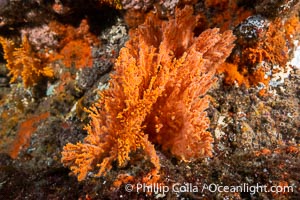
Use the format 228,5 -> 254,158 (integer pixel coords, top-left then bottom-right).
0,36 -> 53,88
61,6 -> 236,182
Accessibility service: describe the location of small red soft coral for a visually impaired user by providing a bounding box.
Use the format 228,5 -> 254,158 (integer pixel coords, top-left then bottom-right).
58,40 -> 93,69
49,19 -> 99,69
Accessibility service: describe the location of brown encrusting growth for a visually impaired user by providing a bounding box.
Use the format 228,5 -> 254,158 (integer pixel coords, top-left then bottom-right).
61,6 -> 236,182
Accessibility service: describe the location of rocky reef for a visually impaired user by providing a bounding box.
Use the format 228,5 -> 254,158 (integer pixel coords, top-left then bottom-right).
0,0 -> 299,199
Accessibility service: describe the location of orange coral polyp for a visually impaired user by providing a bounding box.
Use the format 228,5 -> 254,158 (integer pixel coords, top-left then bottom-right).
61,6 -> 236,182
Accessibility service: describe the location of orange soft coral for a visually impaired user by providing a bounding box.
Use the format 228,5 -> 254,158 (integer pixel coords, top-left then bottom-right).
0,36 -> 53,88
98,0 -> 122,9
205,0 -> 252,32
49,19 -> 99,69
219,14 -> 299,90
217,62 -> 249,86
284,15 -> 300,40
61,6 -> 236,182
56,40 -> 93,69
